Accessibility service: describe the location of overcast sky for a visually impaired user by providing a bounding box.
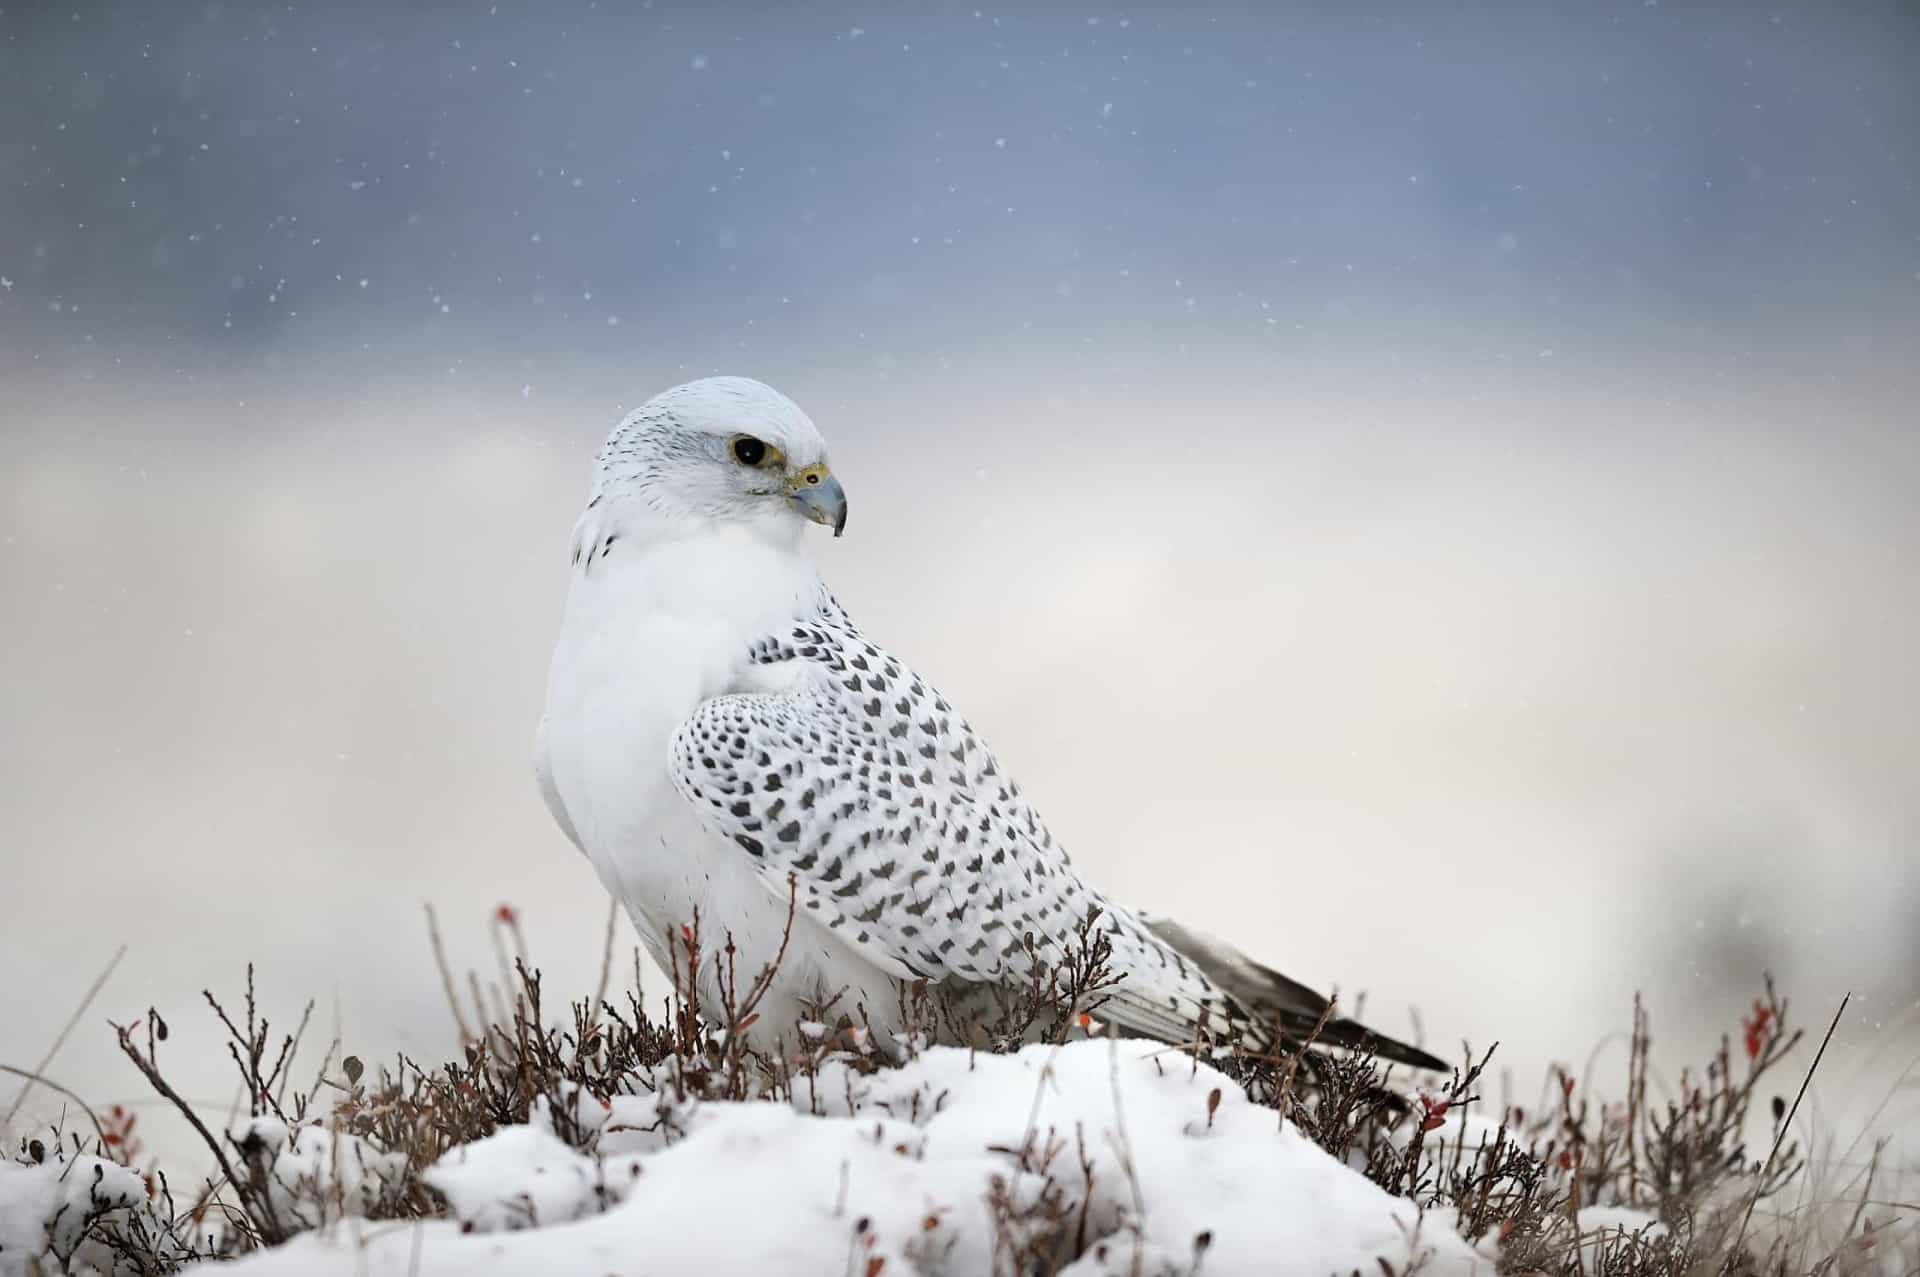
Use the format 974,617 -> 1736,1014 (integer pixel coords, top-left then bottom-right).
3,1 -> 1917,1166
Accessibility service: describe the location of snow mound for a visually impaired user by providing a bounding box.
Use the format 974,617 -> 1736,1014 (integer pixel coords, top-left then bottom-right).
0,1152 -> 148,1277
813,1040 -> 1484,1276
421,1099 -> 649,1231
206,1039 -> 1491,1276
237,1116 -> 408,1226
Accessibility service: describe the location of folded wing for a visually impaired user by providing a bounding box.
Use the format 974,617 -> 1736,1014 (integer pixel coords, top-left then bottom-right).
668,612 -> 1442,1070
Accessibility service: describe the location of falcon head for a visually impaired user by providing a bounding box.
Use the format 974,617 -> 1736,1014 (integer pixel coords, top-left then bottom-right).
595,376 -> 847,537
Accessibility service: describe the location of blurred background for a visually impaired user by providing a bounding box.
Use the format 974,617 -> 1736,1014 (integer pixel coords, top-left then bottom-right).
3,1 -> 1916,1169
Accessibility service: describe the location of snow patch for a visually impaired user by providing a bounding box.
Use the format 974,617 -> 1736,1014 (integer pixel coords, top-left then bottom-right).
237,1116 -> 408,1226
0,1152 -> 148,1277
206,1040 -> 1490,1275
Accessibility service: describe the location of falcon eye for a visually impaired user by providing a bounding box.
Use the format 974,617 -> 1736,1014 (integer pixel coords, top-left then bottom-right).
730,436 -> 768,467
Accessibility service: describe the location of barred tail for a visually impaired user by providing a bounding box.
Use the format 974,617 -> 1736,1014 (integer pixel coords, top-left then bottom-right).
1137,913 -> 1448,1072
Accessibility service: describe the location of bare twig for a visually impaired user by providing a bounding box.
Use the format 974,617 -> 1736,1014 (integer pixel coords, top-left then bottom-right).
1277,997 -> 1338,1129
3,943 -> 126,1127
423,904 -> 474,1044
0,1064 -> 110,1146
1727,993 -> 1849,1264
111,1020 -> 259,1239
592,897 -> 619,1015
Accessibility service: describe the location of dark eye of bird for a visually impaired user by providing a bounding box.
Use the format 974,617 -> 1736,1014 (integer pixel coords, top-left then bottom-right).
731,436 -> 767,466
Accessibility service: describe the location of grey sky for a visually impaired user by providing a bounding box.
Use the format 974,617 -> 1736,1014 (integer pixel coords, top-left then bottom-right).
5,1 -> 1916,376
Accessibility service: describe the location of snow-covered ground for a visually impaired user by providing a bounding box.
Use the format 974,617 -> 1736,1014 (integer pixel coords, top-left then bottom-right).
0,1150 -> 149,1277
3,1039 -> 1510,1277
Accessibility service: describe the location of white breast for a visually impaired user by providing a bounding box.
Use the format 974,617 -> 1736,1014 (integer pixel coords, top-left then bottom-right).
537,513 -> 824,966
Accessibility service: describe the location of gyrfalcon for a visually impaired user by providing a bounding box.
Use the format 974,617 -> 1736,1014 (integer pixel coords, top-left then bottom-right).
535,376 -> 1443,1070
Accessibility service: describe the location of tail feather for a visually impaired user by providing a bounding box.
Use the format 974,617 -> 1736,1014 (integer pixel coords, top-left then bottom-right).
1136,913 -> 1448,1072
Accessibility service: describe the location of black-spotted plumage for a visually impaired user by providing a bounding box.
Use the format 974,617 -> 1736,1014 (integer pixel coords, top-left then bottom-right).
669,608 -> 1445,1070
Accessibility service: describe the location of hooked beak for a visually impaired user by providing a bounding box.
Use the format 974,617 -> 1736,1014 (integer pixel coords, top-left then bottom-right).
787,465 -> 848,537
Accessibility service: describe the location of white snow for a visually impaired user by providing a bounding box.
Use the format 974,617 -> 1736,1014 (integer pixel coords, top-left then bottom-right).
0,1151 -> 148,1277
235,1116 -> 408,1227
0,1116 -> 409,1276
195,1039 -> 1492,1276
421,1098 -> 649,1232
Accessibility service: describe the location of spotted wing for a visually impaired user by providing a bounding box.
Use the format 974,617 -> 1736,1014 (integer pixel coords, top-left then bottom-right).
666,614 -> 1247,1043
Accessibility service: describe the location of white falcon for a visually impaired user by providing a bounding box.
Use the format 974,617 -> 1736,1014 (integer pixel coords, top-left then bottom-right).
536,377 -> 1442,1069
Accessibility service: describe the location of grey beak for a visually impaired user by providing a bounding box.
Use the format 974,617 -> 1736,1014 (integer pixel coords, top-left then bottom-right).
790,472 -> 848,537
